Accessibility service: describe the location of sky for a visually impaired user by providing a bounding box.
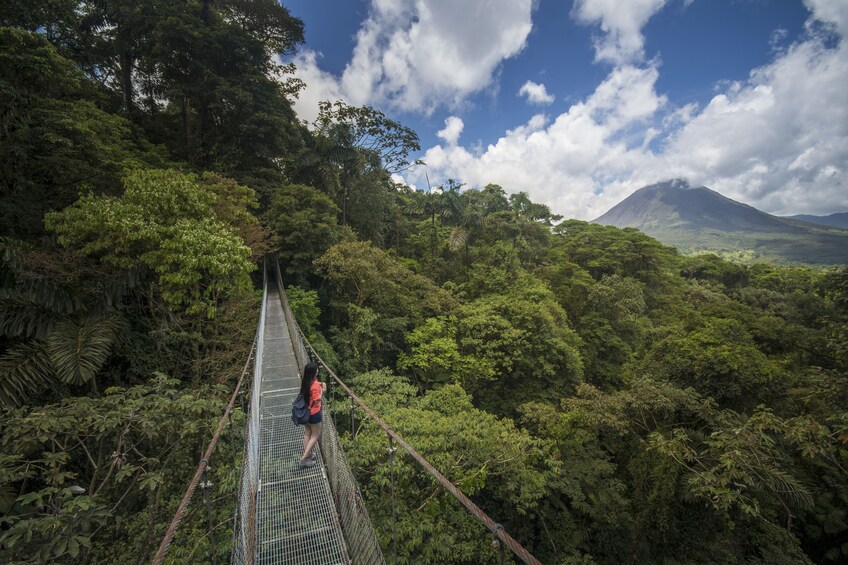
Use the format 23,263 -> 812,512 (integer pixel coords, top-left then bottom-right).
281,0 -> 848,221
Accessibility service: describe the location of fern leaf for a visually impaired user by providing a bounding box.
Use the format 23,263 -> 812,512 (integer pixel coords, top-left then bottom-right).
0,294 -> 59,339
0,236 -> 33,273
761,466 -> 814,511
0,341 -> 55,408
47,315 -> 123,385
448,227 -> 468,252
91,268 -> 143,314
0,482 -> 15,514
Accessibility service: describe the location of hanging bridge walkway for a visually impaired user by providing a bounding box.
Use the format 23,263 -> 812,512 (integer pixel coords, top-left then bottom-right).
251,284 -> 349,563
152,261 -> 540,565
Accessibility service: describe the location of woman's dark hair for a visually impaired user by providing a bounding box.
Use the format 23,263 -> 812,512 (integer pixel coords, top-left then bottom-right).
298,361 -> 319,407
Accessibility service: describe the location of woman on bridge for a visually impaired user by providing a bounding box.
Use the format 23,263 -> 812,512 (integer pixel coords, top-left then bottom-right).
298,361 -> 326,467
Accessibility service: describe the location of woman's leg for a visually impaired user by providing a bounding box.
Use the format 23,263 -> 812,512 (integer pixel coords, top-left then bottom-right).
303,421 -> 322,461
301,424 -> 313,461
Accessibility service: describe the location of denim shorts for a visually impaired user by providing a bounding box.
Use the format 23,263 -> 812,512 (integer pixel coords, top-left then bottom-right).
308,411 -> 323,424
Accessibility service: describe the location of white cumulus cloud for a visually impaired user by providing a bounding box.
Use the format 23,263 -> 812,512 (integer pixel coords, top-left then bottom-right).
408,64 -> 668,219
518,80 -> 555,104
290,0 -> 534,122
661,27 -> 848,216
437,116 -> 464,146
572,0 -> 670,64
292,0 -> 848,219
803,0 -> 848,37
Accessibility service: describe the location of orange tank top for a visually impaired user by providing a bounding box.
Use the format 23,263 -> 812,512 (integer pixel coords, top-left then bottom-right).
309,379 -> 322,415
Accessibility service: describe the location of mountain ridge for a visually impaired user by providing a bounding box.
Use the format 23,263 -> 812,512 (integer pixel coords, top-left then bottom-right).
592,180 -> 848,265
783,212 -> 848,230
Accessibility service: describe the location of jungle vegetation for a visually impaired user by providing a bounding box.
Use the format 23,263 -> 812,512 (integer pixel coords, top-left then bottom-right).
1,2 -> 846,563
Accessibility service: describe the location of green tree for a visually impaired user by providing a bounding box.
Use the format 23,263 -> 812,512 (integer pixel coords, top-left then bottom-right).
313,100 -> 421,175
397,316 -> 462,391
46,168 -> 255,317
454,278 -> 583,415
342,370 -> 548,564
0,28 -> 145,240
0,237 -> 134,407
639,317 -> 784,409
144,4 -> 304,178
315,240 -> 455,321
553,376 -> 821,563
552,220 -> 675,298
286,284 -> 338,367
267,184 -> 349,284
577,274 -> 650,386
10,0 -> 307,192
0,375 -> 233,564
519,400 -> 633,564
315,240 -> 456,371
461,241 -> 526,298
307,100 -> 420,226
678,253 -> 749,287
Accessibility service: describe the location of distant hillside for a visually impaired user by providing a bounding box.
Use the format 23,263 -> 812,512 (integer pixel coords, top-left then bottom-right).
593,179 -> 848,265
783,212 -> 848,230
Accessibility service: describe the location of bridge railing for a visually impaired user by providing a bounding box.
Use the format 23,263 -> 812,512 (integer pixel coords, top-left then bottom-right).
153,270 -> 260,565
272,260 -> 541,565
230,263 -> 267,565
272,260 -> 385,565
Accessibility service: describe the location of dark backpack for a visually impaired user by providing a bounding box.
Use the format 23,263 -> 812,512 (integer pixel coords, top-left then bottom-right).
291,394 -> 310,425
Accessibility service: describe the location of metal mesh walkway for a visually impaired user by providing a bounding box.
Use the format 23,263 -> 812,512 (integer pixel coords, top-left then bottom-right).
255,287 -> 349,564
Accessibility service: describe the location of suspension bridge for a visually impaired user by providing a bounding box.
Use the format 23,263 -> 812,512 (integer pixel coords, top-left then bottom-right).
152,261 -> 540,564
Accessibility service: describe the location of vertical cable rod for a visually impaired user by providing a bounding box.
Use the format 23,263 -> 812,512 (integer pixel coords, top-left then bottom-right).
388,435 -> 397,565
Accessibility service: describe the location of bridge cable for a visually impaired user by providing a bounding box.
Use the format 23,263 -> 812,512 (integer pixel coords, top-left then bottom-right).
388,434 -> 398,564
275,312 -> 540,559
150,334 -> 257,565
295,325 -> 541,564
272,258 -> 541,564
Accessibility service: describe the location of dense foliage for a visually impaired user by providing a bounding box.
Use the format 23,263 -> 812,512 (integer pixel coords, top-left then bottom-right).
312,205 -> 847,564
0,1 -> 296,562
2,2 -> 847,564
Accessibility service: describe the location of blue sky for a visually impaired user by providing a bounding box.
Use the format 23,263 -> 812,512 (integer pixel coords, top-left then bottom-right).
282,0 -> 848,220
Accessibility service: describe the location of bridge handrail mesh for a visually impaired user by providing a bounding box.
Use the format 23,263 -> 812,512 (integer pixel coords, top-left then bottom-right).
272,260 -> 385,565
230,263 -> 268,565
271,260 -> 541,565
152,269 -> 261,565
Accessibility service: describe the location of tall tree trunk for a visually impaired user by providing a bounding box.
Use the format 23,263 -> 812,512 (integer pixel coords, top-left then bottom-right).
182,97 -> 191,160
198,95 -> 209,167
119,47 -> 134,114
342,182 -> 349,225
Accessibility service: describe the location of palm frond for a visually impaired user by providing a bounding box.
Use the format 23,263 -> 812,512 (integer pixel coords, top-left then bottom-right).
0,294 -> 60,339
47,315 -> 124,385
0,482 -> 15,514
448,227 -> 468,252
761,466 -> 814,511
1,238 -> 82,314
318,165 -> 342,193
0,341 -> 55,408
0,236 -> 33,273
0,277 -> 80,315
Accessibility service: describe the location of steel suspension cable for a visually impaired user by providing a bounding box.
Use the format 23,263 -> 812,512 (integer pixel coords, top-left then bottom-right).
272,261 -> 541,565
151,335 -> 257,565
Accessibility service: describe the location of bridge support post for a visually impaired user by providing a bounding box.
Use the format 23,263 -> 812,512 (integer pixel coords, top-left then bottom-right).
491,524 -> 506,565
349,396 -> 357,470
201,463 -> 215,563
330,378 -> 336,429
388,435 -> 398,564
